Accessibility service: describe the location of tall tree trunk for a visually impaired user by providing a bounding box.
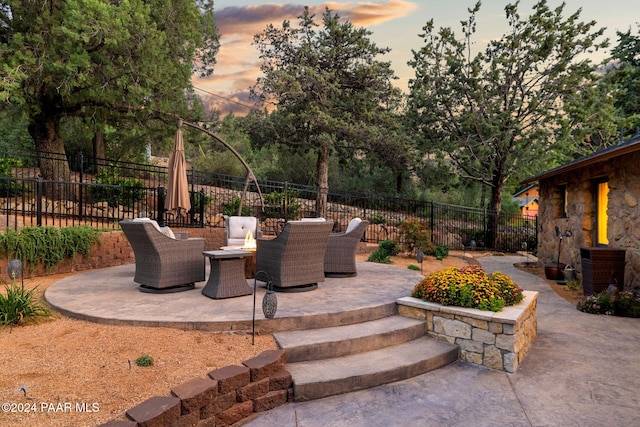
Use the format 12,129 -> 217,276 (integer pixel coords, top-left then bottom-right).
315,141 -> 330,218
28,112 -> 72,200
93,129 -> 106,174
486,172 -> 504,249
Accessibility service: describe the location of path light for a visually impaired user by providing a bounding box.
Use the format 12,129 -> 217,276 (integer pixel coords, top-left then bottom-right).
416,245 -> 424,274
251,270 -> 277,345
7,259 -> 23,290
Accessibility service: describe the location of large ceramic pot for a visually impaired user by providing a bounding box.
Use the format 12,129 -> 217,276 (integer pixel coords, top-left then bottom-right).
544,264 -> 566,280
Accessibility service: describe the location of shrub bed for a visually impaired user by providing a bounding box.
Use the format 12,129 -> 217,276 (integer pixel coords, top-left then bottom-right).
411,265 -> 524,312
577,290 -> 640,318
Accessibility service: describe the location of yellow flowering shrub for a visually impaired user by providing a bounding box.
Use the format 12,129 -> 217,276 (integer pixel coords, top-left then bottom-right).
411,265 -> 524,312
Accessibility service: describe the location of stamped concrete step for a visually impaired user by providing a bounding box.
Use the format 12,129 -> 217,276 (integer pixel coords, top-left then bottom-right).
288,336 -> 459,402
274,315 -> 427,362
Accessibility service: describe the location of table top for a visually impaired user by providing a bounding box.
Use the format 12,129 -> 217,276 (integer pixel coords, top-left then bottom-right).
203,250 -> 253,259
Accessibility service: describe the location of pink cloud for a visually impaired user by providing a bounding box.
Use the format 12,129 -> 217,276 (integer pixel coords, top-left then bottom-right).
197,1 -> 418,115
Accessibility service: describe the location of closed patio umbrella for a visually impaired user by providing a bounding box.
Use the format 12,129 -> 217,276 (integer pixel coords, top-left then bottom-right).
165,119 -> 191,217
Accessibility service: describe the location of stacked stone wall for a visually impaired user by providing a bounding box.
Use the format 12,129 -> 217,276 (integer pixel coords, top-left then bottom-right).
397,291 -> 538,373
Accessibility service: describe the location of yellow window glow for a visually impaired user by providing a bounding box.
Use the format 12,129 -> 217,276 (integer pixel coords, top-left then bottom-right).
597,182 -> 609,245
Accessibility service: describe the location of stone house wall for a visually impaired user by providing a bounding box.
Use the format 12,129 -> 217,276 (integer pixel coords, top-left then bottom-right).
537,151 -> 640,291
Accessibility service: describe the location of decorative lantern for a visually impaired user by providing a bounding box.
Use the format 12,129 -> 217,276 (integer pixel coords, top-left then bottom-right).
262,277 -> 278,319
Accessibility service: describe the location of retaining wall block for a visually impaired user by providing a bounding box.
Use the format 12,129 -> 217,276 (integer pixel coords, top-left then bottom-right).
125,395 -> 181,427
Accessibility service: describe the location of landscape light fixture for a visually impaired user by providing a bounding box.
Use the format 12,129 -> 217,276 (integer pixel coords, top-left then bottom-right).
7,258 -> 24,290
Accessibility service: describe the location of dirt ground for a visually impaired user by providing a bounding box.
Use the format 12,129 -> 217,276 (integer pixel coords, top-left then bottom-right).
0,251 -> 575,426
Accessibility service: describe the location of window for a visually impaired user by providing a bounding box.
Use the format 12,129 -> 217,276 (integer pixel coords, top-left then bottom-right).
595,180 -> 609,246
552,184 -> 568,218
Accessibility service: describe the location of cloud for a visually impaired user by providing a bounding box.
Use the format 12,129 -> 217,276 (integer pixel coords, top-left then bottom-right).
197,1 -> 418,115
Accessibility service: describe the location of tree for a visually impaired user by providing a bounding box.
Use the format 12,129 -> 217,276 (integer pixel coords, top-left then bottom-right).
249,7 -> 403,217
603,24 -> 640,138
0,0 -> 219,198
407,1 -> 607,217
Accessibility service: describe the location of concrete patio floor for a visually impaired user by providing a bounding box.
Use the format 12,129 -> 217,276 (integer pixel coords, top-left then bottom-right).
45,256 -> 640,426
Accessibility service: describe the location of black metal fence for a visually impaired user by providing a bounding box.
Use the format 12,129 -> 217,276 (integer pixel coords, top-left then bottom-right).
0,151 -> 537,252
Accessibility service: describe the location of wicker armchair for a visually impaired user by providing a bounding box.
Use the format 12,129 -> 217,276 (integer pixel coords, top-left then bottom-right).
256,220 -> 333,292
120,219 -> 205,293
324,218 -> 369,277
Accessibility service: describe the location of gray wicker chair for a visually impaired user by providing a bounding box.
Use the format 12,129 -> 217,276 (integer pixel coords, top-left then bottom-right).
324,218 -> 369,277
120,220 -> 205,293
256,220 -> 333,292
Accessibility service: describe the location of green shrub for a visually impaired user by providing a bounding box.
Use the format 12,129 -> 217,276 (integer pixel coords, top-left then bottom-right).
434,245 -> 449,260
407,264 -> 421,271
367,239 -> 399,264
221,196 -> 251,217
0,226 -> 101,273
135,354 -> 154,367
368,213 -> 386,225
0,157 -> 27,196
411,265 -> 524,312
399,219 -> 431,254
90,166 -> 146,207
0,284 -> 53,326
262,190 -> 301,220
192,192 -> 213,213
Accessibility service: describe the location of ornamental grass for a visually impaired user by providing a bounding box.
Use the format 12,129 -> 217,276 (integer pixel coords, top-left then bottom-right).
411,265 -> 524,312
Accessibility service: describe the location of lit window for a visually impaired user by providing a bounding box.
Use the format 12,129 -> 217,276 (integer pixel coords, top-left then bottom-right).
596,180 -> 609,246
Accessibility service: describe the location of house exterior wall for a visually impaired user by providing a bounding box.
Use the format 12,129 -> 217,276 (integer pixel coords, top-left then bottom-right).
537,151 -> 640,291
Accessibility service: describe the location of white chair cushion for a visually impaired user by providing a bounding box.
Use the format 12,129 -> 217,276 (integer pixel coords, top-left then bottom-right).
227,216 -> 258,239
160,226 -> 175,239
346,217 -> 362,234
300,217 -> 326,222
133,218 -> 175,239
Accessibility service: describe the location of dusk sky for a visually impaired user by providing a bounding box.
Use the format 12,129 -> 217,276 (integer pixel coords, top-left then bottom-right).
195,0 -> 640,115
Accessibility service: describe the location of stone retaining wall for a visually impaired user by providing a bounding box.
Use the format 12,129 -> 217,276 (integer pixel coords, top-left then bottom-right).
99,350 -> 292,427
397,291 -> 538,373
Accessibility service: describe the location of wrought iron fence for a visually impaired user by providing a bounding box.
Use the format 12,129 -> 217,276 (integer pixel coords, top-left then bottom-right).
0,151 -> 537,251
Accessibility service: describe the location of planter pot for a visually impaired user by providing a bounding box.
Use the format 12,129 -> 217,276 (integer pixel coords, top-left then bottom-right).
544,264 -> 566,280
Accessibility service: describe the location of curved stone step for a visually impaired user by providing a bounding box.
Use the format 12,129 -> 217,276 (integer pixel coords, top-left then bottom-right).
288,336 -> 459,402
275,315 -> 426,362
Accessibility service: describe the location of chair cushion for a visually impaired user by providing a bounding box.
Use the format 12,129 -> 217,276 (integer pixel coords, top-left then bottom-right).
227,216 -> 258,239
160,226 -> 176,239
299,217 -> 326,222
346,217 -> 362,233
132,217 -> 175,239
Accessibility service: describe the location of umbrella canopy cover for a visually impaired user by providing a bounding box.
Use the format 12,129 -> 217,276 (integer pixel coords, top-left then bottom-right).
165,124 -> 191,216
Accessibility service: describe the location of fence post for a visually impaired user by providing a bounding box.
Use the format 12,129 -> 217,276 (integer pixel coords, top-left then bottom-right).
157,186 -> 165,226
36,174 -> 43,226
78,152 -> 84,221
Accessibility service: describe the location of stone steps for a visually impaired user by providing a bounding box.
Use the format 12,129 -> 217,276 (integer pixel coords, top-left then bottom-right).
275,315 -> 459,402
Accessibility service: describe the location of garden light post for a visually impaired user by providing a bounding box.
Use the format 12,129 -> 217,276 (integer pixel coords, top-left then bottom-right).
416,245 -> 424,274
